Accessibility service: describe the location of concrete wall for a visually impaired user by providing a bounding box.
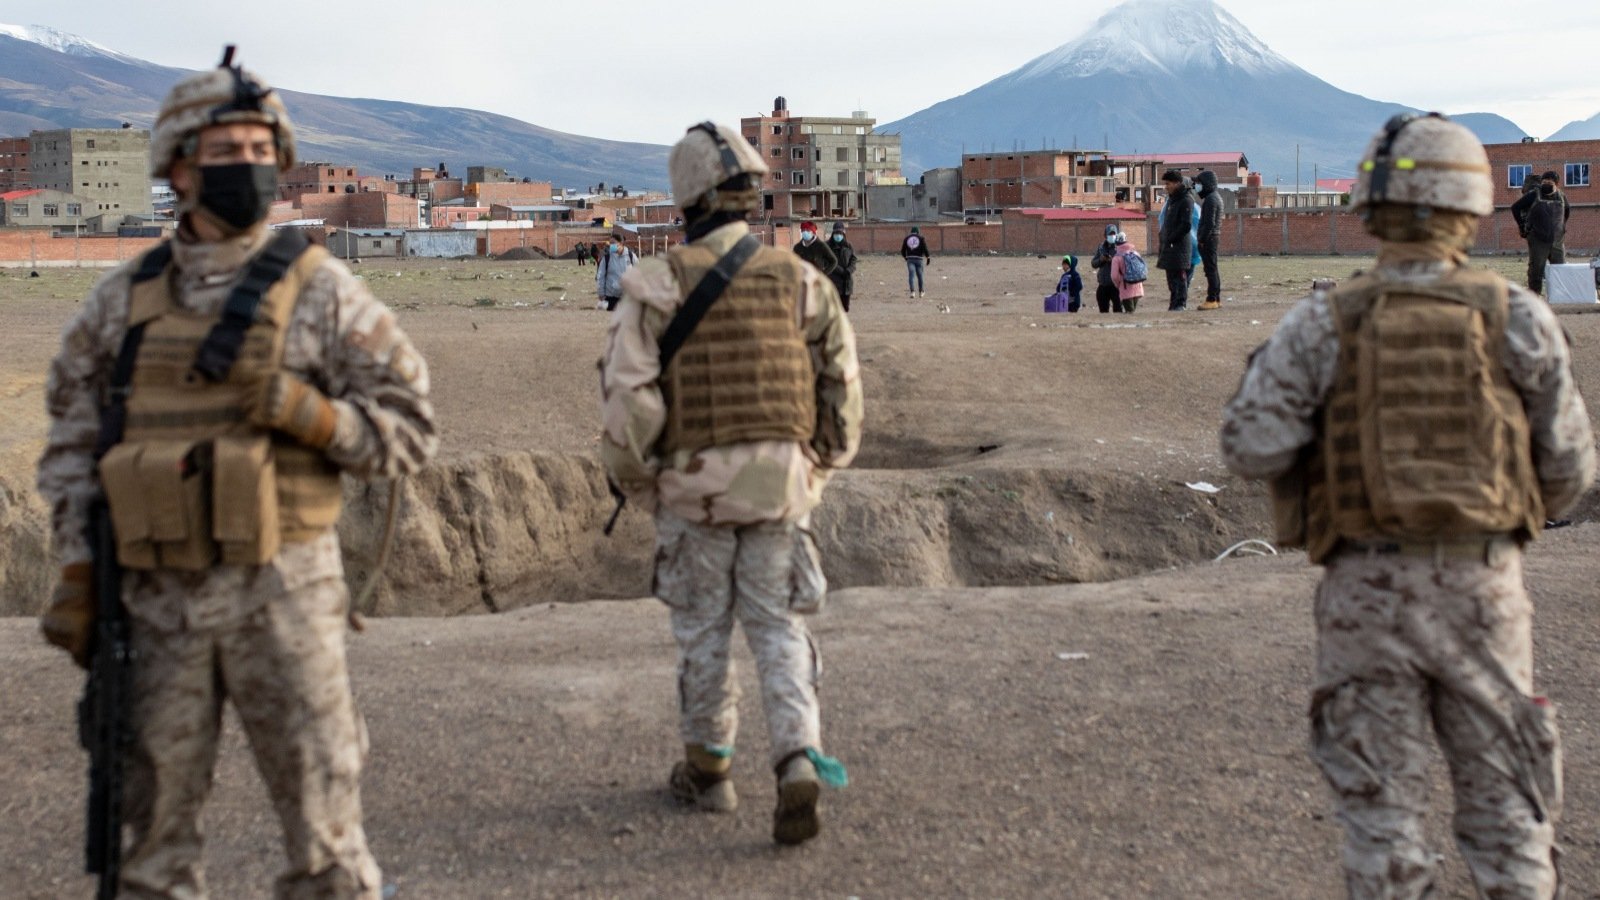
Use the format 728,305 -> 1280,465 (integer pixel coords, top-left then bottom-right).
404,229 -> 476,258
28,129 -> 152,227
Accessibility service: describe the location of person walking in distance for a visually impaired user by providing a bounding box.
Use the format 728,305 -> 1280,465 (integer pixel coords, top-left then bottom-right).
1510,170 -> 1571,295
1194,170 -> 1223,309
596,231 -> 638,311
1221,112 -> 1594,899
792,221 -> 838,284
1157,169 -> 1195,310
1089,224 -> 1122,313
36,49 -> 438,898
827,222 -> 858,313
900,225 -> 931,298
599,121 -> 863,845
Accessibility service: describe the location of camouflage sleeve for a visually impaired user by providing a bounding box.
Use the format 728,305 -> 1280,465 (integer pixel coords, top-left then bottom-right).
305,261 -> 438,479
599,258 -> 675,498
36,266 -> 134,565
1219,294 -> 1338,480
1503,287 -> 1596,515
800,266 -> 863,469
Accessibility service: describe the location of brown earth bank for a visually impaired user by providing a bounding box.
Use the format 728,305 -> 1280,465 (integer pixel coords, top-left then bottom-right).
2,254 -> 1596,614
3,524 -> 1599,898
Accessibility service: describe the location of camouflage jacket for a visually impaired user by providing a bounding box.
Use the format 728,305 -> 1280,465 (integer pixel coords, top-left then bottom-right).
1220,256 -> 1595,517
599,221 -> 863,526
37,222 -> 438,628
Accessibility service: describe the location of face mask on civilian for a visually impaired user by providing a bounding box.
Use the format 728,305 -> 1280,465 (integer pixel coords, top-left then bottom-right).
831,233 -> 842,243
801,232 -> 814,244
1540,184 -> 1555,196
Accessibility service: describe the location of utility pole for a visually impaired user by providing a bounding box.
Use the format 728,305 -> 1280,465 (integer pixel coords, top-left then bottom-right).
1295,144 -> 1301,208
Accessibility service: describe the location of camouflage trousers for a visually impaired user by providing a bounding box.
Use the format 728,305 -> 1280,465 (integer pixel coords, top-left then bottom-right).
120,577 -> 381,900
1311,546 -> 1561,900
653,511 -> 823,768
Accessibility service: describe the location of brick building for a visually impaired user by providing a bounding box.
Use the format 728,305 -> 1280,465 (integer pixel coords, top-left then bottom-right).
741,96 -> 902,221
1116,152 -> 1250,185
961,150 -> 1164,215
29,127 -> 152,230
1483,138 -> 1598,209
0,137 -> 29,191
490,203 -> 574,223
279,163 -> 365,202
297,191 -> 419,229
468,180 -> 554,207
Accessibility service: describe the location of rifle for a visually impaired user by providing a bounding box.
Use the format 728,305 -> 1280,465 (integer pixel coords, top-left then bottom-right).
79,498 -> 130,900
602,480 -> 627,537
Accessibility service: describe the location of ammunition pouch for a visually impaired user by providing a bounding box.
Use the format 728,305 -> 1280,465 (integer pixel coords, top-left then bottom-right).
98,434 -> 302,570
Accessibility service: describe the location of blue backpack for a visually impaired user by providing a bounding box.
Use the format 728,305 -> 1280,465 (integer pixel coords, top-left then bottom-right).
1120,249 -> 1148,283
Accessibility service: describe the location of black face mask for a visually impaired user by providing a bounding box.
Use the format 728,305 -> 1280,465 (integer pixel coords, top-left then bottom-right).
1539,183 -> 1555,196
197,163 -> 277,229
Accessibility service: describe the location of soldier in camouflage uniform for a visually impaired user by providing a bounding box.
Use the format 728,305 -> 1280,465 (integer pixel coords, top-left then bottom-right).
37,53 -> 437,899
599,121 -> 863,845
1221,113 -> 1594,899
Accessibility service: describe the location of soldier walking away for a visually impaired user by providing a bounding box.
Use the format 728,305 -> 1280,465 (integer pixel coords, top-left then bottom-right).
900,225 -> 931,297
1157,169 -> 1195,310
599,121 -> 862,845
826,222 -> 858,313
792,220 -> 838,283
1510,170 -> 1570,295
1194,170 -> 1223,309
1220,112 -> 1595,899
36,49 -> 438,899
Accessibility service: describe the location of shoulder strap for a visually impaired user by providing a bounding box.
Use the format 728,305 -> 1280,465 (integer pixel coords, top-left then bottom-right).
192,229 -> 310,382
658,235 -> 761,371
95,244 -> 174,458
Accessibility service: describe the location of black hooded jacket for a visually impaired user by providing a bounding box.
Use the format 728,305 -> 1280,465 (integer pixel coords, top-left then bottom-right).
1195,171 -> 1222,242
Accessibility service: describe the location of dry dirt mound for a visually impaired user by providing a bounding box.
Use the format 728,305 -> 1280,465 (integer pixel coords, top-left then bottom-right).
496,246 -> 550,261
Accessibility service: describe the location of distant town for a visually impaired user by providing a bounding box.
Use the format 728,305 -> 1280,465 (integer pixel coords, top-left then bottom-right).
0,95 -> 1594,264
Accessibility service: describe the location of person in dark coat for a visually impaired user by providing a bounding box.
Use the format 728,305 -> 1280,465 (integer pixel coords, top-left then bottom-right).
1157,169 -> 1195,310
1088,223 -> 1123,313
576,242 -> 590,266
1510,170 -> 1571,294
793,221 -> 838,280
900,226 -> 931,297
827,222 -> 858,312
1195,170 -> 1223,309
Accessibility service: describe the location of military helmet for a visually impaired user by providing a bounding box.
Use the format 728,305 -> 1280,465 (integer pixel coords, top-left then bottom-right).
669,121 -> 769,214
150,46 -> 296,179
1351,112 -> 1491,217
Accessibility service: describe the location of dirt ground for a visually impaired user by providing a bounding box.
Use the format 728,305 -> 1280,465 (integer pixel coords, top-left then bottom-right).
1,251 -> 1598,897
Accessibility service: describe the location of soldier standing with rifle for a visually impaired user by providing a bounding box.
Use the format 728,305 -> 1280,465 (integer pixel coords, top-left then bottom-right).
36,49 -> 437,899
598,121 -> 863,845
1221,113 -> 1594,899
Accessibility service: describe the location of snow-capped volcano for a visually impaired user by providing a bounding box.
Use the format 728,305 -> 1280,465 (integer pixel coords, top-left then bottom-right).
882,0 -> 1525,183
1009,0 -> 1292,82
0,22 -> 136,62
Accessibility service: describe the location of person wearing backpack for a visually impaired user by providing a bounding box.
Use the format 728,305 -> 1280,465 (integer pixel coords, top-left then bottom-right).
596,231 -> 638,311
1110,231 -> 1146,313
1089,224 -> 1123,313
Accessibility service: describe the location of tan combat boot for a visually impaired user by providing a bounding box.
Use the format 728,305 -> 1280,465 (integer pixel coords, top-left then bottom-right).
1198,299 -> 1221,310
772,751 -> 822,845
669,744 -> 737,813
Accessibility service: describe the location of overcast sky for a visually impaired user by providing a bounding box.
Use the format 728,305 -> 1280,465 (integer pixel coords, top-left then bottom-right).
1,0 -> 1596,144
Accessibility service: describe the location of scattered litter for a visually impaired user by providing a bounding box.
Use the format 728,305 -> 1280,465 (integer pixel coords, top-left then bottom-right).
1045,511 -> 1055,523
1249,319 -> 1262,325
1185,481 -> 1222,494
1056,652 -> 1090,661
1214,539 -> 1278,561
1094,438 -> 1106,444
983,351 -> 996,358
512,301 -> 529,308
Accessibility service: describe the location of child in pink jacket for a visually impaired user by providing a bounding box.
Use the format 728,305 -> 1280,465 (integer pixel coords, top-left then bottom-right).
1110,231 -> 1145,314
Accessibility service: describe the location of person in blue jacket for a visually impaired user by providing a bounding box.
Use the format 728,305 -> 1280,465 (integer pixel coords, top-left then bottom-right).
1057,255 -> 1084,312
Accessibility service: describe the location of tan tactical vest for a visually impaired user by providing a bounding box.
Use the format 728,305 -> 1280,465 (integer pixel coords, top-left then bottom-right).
97,243 -> 344,570
1276,269 -> 1543,562
659,242 -> 815,455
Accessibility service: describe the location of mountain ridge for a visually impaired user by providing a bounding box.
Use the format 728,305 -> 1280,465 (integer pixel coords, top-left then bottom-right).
881,0 -> 1527,184
0,28 -> 671,190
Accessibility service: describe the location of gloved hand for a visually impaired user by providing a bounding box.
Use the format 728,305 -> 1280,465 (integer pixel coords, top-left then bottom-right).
40,562 -> 94,668
246,372 -> 338,449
